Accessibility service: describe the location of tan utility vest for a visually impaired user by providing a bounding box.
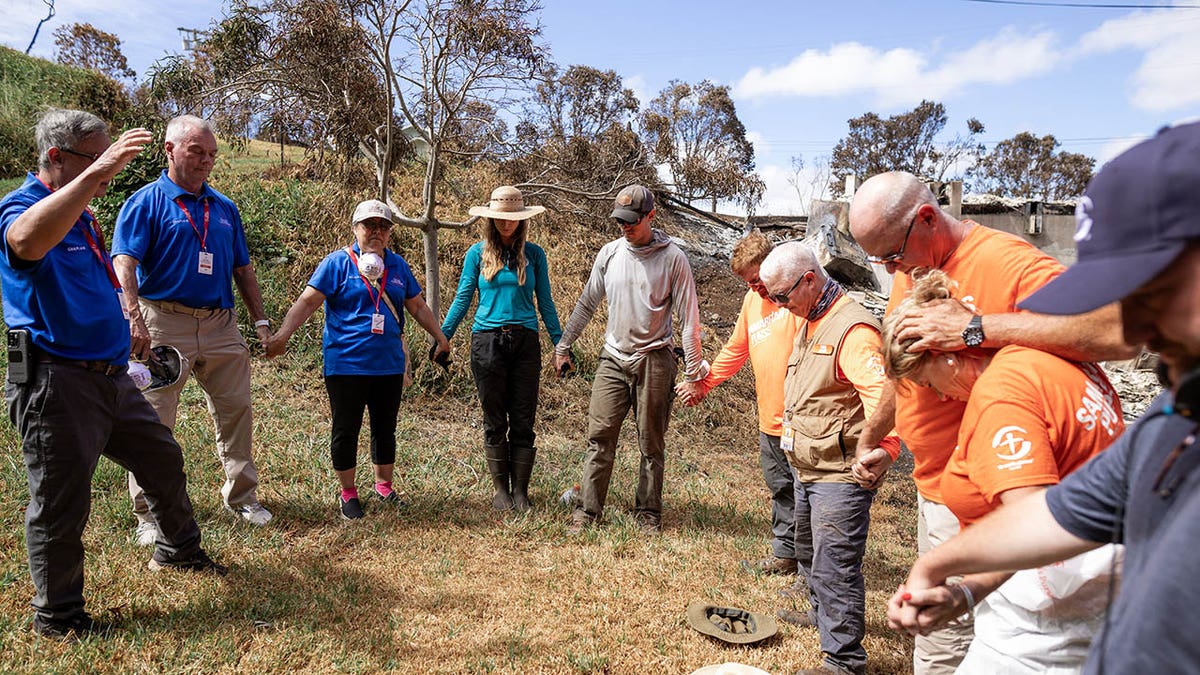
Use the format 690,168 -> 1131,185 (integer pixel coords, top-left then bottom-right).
782,297 -> 881,483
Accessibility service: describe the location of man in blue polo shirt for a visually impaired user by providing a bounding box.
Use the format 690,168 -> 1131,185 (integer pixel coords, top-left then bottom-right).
0,108 -> 226,641
113,115 -> 273,543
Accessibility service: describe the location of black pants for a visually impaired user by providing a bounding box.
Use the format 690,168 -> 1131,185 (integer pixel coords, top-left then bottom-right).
470,327 -> 541,448
324,374 -> 404,471
7,362 -> 202,621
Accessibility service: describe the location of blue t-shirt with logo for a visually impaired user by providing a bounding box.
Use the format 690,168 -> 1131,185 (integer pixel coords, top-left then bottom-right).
0,174 -> 130,364
308,244 -> 420,376
112,171 -> 251,309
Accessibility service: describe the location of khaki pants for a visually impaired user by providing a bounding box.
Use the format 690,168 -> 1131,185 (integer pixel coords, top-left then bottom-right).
913,494 -> 976,674
578,348 -> 676,521
129,299 -> 260,522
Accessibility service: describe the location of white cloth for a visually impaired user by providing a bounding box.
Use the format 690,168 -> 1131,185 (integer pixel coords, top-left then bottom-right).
957,544 -> 1123,674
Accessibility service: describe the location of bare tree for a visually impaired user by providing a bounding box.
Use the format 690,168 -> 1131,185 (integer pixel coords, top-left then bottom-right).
786,154 -> 832,215
24,0 -> 55,54
353,0 -> 547,315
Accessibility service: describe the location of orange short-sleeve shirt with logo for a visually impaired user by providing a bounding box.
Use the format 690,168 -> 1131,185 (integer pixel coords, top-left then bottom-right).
699,290 -> 805,435
939,345 -> 1124,526
887,224 -> 1065,502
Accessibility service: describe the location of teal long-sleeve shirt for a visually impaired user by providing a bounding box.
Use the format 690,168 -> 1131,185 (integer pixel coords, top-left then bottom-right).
441,241 -> 563,344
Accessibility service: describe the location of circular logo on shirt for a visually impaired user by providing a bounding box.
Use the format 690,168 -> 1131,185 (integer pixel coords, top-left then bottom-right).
992,425 -> 1032,461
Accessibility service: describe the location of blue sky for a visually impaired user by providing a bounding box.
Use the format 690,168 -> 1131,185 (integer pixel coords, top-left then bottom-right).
5,0 -> 1199,213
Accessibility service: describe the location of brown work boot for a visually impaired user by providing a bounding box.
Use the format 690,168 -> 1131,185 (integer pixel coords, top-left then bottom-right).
741,554 -> 798,575
778,576 -> 810,599
777,607 -> 816,626
634,511 -> 662,535
566,509 -> 593,534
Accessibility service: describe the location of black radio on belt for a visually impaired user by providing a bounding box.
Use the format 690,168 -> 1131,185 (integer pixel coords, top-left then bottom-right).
7,328 -> 32,384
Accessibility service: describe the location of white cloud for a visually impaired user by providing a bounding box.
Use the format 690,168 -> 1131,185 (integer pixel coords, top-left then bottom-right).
1078,9 -> 1200,112
746,130 -> 771,160
623,74 -> 653,110
733,28 -> 1062,108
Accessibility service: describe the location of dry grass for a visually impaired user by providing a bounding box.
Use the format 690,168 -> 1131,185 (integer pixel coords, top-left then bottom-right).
0,168 -> 921,674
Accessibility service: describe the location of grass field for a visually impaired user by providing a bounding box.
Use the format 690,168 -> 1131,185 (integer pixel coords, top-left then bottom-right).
0,140 -> 922,674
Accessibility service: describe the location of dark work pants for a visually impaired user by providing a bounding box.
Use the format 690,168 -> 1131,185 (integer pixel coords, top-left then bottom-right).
7,362 -> 202,622
469,327 -> 541,449
578,348 -> 676,520
759,433 -> 797,560
793,478 -> 875,675
324,374 -> 405,472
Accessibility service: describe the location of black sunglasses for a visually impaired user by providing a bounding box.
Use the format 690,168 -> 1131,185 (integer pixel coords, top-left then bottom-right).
60,147 -> 102,162
614,215 -> 639,227
769,274 -> 805,305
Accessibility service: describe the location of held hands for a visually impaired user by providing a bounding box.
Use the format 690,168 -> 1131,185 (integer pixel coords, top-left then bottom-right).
674,380 -> 706,407
553,351 -> 575,378
428,339 -> 451,370
263,332 -> 288,359
887,580 -> 969,637
851,446 -> 894,490
893,298 -> 977,353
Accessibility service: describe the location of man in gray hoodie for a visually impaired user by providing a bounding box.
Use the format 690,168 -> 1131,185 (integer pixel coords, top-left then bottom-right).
555,185 -> 709,533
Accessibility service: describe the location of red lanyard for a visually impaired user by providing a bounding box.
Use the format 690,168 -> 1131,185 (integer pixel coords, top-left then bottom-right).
174,197 -> 210,250
344,247 -> 388,313
34,175 -> 121,290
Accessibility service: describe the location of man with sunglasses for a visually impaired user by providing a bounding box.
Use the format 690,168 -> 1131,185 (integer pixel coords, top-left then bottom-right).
759,241 -> 899,675
554,184 -> 708,534
888,121 -> 1200,674
847,171 -> 1130,673
0,109 -> 227,640
112,115 -> 274,545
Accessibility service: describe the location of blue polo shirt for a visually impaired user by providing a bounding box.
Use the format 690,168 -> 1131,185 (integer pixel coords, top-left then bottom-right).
112,171 -> 251,309
0,174 -> 130,364
308,244 -> 421,376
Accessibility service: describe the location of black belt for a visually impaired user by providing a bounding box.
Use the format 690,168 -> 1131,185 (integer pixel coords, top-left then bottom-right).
36,353 -> 126,377
479,324 -> 531,334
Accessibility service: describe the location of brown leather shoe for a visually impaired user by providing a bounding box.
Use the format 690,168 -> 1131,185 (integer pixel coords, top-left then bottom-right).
741,555 -> 798,575
566,509 -> 593,534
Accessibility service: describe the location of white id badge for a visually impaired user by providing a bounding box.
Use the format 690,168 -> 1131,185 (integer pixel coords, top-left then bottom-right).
371,313 -> 385,334
117,288 -> 130,320
780,425 -> 795,453
198,250 -> 214,275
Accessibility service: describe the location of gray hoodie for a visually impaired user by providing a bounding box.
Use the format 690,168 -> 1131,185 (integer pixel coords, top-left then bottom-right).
556,229 -> 708,381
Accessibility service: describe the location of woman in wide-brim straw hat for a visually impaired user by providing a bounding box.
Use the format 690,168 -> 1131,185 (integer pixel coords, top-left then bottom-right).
264,199 -> 451,520
441,186 -> 563,512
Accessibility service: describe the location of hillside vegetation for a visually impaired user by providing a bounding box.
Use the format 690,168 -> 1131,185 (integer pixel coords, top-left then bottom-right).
0,50 -> 920,674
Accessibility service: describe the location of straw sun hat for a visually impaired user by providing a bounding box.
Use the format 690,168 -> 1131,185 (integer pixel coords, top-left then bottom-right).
468,186 -> 545,220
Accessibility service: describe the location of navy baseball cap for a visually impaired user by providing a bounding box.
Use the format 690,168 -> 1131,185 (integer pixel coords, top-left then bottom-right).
1019,121 -> 1200,315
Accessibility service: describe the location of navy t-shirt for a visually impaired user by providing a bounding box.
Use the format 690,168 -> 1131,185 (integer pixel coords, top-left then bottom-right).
1046,381 -> 1200,674
308,244 -> 420,376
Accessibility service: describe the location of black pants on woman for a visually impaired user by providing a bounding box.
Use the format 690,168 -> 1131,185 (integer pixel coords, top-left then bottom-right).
324,374 -> 404,471
470,326 -> 542,447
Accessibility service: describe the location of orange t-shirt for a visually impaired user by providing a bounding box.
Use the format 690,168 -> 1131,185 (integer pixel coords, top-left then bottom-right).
940,345 -> 1124,526
888,224 -> 1065,502
700,290 -> 804,435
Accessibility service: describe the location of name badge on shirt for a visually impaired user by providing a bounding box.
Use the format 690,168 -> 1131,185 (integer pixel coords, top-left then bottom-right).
780,425 -> 795,452
812,343 -> 834,355
117,288 -> 130,320
198,250 -> 214,275
371,313 -> 385,334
